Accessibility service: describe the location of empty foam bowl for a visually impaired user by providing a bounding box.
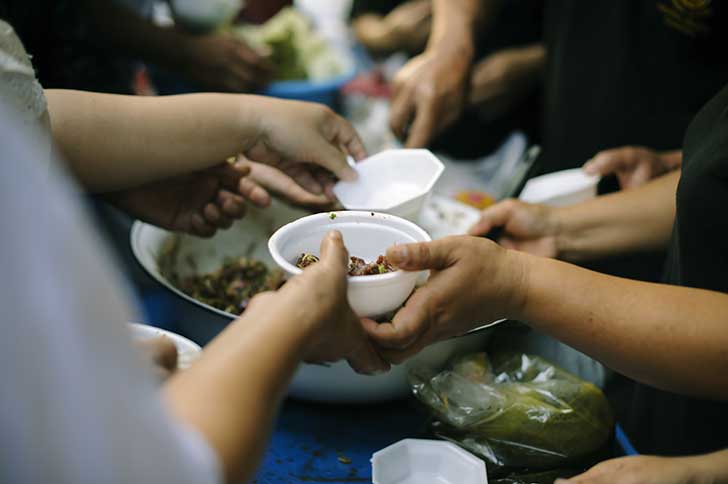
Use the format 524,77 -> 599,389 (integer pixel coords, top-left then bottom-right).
372,439 -> 488,484
333,149 -> 445,221
267,211 -> 431,318
519,168 -> 599,207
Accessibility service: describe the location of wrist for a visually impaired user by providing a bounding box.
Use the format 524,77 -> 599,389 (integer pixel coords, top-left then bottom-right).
501,248 -> 533,321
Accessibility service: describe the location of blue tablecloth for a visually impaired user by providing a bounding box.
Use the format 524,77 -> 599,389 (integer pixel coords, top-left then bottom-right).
253,398 -> 428,484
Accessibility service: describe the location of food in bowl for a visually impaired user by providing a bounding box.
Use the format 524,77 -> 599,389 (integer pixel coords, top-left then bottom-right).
170,256 -> 284,315
295,252 -> 397,276
232,8 -> 345,81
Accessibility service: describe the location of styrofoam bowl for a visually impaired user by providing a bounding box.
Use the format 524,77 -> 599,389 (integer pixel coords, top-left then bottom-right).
519,168 -> 599,207
171,0 -> 242,32
268,211 -> 430,318
129,322 -> 202,369
333,149 -> 445,221
372,439 -> 488,484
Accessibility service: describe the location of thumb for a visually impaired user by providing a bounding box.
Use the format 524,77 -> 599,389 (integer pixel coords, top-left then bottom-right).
387,239 -> 453,271
583,150 -> 626,176
319,230 -> 349,273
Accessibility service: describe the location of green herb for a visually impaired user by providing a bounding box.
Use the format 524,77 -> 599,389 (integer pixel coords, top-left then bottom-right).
329,213 -> 337,220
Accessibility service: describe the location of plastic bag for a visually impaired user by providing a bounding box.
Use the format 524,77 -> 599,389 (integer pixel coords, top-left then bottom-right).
410,353 -> 613,471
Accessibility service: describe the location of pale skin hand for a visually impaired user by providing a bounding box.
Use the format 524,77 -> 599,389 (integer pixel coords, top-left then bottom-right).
583,146 -> 683,190
165,231 -> 388,484
558,450 -> 728,484
468,43 -> 545,121
468,171 -> 679,262
388,0 -> 489,147
364,236 -> 728,400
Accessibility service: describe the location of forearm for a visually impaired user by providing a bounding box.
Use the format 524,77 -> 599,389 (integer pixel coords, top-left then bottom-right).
79,0 -> 196,72
46,89 -> 262,191
554,171 -> 679,262
513,253 -> 728,400
428,0 -> 491,57
689,449 -> 728,483
164,313 -> 313,483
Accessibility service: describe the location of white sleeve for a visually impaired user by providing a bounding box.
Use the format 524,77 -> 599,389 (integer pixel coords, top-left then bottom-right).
0,103 -> 222,484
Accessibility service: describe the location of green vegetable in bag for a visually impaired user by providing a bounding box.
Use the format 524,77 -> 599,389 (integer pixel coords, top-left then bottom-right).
410,353 -> 614,471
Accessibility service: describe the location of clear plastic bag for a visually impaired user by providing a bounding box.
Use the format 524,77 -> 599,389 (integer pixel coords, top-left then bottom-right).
410,352 -> 614,471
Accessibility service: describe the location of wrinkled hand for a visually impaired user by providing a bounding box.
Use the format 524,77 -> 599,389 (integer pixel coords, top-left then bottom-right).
389,46 -> 472,148
245,231 -> 389,374
248,99 -> 366,183
181,33 -> 273,92
467,199 -> 560,258
469,45 -> 544,121
556,455 -> 703,484
363,236 -> 526,364
582,146 -> 682,190
107,162 -> 267,237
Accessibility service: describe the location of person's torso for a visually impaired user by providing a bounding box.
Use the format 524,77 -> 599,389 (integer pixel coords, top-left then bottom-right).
625,83 -> 728,455
541,0 -> 728,173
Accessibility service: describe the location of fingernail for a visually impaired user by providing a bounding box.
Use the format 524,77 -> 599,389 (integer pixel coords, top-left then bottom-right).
328,230 -> 343,241
388,245 -> 408,264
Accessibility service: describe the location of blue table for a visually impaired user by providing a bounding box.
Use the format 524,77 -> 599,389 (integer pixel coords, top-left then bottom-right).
254,398 -> 429,484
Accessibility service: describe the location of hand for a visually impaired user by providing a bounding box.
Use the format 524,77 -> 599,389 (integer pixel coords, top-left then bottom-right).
353,0 -> 432,54
557,455 -> 706,484
582,146 -> 682,190
137,335 -> 179,381
245,231 -> 389,374
363,236 -> 527,363
233,155 -> 336,209
107,162 -> 263,237
247,98 -> 366,183
468,45 -> 545,121
389,45 -> 472,148
467,199 -> 560,258
180,33 -> 273,92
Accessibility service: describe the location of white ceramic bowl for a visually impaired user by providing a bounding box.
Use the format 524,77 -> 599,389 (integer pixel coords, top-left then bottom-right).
268,211 -> 430,318
130,202 -> 490,402
372,439 -> 488,484
129,322 -> 202,369
333,149 -> 445,221
519,168 -> 599,207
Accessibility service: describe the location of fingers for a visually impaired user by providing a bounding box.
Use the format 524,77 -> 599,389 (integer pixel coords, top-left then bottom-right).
362,288 -> 432,349
346,329 -> 391,374
389,86 -> 415,140
247,161 -> 330,206
331,113 -> 367,161
237,177 -> 272,207
583,148 -> 633,177
311,138 -> 358,183
203,202 -> 233,229
138,335 -> 178,373
319,230 -> 350,273
386,239 -> 455,271
405,97 -> 436,148
467,199 -> 516,236
191,213 -> 216,238
217,189 -> 246,218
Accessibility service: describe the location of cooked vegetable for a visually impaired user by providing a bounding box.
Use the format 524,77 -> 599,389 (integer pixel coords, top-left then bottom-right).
295,253 -> 396,276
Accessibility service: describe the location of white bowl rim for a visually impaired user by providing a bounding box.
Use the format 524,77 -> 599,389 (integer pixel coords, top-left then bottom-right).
267,210 -> 431,283
334,149 -> 445,211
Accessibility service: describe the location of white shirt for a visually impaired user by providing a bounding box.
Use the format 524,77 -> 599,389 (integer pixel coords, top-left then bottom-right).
0,103 -> 221,483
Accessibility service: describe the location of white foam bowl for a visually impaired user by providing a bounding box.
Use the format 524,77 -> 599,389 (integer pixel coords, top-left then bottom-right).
372,439 -> 488,484
333,149 -> 445,221
519,168 -> 599,207
130,202 -> 490,402
268,211 -> 430,318
129,323 -> 202,369
171,0 -> 242,32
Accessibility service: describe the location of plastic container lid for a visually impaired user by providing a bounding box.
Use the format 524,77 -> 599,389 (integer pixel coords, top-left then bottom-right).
371,439 -> 488,484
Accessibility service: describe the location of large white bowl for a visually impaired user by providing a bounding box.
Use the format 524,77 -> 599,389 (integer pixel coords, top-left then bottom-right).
130,202 -> 490,402
333,149 -> 445,221
268,211 -> 430,317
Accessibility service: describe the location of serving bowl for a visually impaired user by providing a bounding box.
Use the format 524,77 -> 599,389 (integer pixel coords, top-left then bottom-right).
333,149 -> 445,221
131,202 -> 490,402
268,211 -> 430,317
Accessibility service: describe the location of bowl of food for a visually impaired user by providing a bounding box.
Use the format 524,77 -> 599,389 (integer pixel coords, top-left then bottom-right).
232,7 -> 356,107
268,211 -> 429,317
131,202 -> 490,402
333,150 -> 445,221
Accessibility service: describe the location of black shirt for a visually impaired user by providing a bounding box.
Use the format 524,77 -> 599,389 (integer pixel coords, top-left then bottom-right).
622,84 -> 728,455
541,0 -> 728,174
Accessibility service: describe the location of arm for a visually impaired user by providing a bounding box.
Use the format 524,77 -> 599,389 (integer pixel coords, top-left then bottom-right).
78,0 -> 271,92
364,236 -> 728,401
46,90 -> 360,192
468,170 -> 679,262
388,0 -> 499,147
164,232 -> 387,482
